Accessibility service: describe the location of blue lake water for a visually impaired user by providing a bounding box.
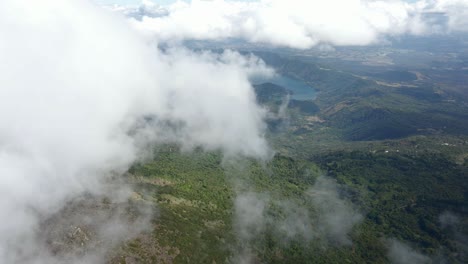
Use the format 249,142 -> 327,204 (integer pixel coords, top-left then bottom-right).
251,75 -> 317,100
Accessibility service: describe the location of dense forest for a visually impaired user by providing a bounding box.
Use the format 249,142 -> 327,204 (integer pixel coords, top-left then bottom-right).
106,51 -> 468,263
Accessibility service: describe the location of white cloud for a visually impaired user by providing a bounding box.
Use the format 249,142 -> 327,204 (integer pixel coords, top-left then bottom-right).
306,176 -> 363,246
231,176 -> 363,263
422,0 -> 468,31
0,0 -> 271,262
126,0 -> 468,49
387,239 -> 431,264
105,0 -> 169,20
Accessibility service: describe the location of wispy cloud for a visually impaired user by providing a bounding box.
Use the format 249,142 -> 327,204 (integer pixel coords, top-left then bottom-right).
386,239 -> 431,264
232,176 -> 363,263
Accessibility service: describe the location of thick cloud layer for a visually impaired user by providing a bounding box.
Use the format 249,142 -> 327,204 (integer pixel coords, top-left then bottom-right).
127,0 -> 468,49
0,0 -> 271,262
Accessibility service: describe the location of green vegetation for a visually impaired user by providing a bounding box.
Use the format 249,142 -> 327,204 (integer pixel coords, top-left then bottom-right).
254,82 -> 290,104
370,71 -> 418,83
109,144 -> 466,263
255,51 -> 468,141
109,50 -> 467,263
318,152 -> 467,261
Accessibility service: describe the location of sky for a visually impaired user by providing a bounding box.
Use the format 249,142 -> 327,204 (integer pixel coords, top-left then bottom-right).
97,0 -> 259,5
97,0 -> 419,5
97,0 -> 175,5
